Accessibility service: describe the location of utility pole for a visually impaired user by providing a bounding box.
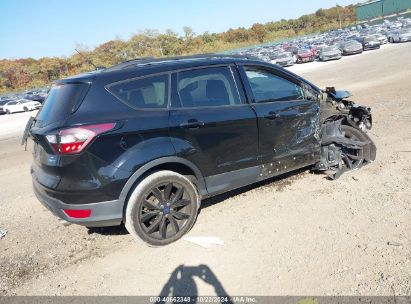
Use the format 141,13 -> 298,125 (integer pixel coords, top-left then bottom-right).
337,3 -> 342,29
381,0 -> 385,19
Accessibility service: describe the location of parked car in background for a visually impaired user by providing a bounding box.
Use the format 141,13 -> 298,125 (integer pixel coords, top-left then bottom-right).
318,46 -> 342,61
386,30 -> 397,43
29,93 -> 48,103
275,52 -> 294,67
22,89 -> 49,103
3,99 -> 41,114
361,36 -> 381,50
0,99 -> 11,114
391,28 -> 411,42
372,33 -> 388,44
296,49 -> 315,63
339,40 -> 363,55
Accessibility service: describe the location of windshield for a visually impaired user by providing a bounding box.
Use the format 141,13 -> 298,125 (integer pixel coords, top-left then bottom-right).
345,40 -> 358,45
277,53 -> 289,59
323,46 -> 337,52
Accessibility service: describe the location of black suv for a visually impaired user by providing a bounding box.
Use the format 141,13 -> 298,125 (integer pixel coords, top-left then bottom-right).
27,54 -> 376,246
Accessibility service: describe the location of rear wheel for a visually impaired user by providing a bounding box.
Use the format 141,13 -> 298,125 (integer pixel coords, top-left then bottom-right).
125,170 -> 200,246
340,125 -> 364,170
6,109 -> 10,114
23,107 -> 28,112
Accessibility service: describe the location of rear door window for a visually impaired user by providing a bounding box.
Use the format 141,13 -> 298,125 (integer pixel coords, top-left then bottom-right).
176,66 -> 240,108
106,74 -> 169,109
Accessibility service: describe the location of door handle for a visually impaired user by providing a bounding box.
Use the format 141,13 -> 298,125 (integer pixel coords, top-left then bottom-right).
179,120 -> 205,129
263,112 -> 281,120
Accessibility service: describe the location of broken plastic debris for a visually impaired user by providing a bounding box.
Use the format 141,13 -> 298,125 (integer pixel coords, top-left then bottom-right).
0,228 -> 7,240
183,236 -> 224,248
387,241 -> 402,247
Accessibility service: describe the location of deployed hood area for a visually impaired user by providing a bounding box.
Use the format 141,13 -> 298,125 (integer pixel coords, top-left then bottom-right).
315,86 -> 376,179
325,87 -> 352,101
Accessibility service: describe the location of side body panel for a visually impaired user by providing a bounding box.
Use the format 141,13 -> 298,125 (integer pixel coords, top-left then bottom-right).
237,64 -> 321,177
168,66 -> 260,194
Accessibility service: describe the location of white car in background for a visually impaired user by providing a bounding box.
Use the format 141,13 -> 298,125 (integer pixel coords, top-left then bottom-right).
3,99 -> 41,114
391,28 -> 411,42
372,33 -> 388,44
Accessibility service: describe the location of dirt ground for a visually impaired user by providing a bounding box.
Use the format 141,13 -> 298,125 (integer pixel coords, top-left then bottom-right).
0,43 -> 410,296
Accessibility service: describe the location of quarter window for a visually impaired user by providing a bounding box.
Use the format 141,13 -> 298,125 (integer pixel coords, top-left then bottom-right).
244,67 -> 304,103
177,66 -> 240,108
107,74 -> 168,109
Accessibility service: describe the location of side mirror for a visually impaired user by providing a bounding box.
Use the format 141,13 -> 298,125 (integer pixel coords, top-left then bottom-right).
304,87 -> 317,101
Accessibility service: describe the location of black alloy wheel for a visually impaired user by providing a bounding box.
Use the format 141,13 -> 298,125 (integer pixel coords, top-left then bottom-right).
139,182 -> 193,240
340,125 -> 365,170
125,171 -> 199,246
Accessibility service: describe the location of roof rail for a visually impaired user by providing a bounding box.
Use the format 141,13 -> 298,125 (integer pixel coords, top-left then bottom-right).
105,53 -> 260,71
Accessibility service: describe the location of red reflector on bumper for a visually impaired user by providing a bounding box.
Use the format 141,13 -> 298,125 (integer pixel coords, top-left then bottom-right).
63,209 -> 92,218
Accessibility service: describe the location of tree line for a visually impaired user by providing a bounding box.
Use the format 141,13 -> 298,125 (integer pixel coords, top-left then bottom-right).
0,5 -> 355,93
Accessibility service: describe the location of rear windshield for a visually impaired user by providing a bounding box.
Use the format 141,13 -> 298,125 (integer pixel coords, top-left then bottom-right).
36,83 -> 89,127
323,46 -> 337,52
278,53 -> 290,59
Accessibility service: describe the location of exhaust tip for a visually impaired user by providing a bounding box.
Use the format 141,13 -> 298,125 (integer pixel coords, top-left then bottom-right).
58,218 -> 72,226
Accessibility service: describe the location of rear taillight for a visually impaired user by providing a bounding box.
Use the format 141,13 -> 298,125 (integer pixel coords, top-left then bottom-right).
63,209 -> 92,218
46,123 -> 116,154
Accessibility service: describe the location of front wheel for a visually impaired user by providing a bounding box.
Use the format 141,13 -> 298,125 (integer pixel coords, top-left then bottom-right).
23,107 -> 28,112
125,170 -> 200,246
340,125 -> 365,169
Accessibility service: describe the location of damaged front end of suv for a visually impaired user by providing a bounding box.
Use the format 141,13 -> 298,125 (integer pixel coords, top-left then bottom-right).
314,87 -> 376,179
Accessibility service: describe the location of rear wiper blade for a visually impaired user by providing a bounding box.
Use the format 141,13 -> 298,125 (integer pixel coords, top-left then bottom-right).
21,116 -> 36,149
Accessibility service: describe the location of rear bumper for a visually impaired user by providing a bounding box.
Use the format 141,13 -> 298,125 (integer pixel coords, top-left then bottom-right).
343,49 -> 362,55
321,55 -> 341,61
277,61 -> 294,67
297,57 -> 314,63
364,45 -> 380,50
33,179 -> 123,227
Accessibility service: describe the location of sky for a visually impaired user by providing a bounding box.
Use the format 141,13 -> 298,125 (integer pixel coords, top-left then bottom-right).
0,0 -> 361,60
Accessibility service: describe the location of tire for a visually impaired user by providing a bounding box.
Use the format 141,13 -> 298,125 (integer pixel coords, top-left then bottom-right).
23,107 -> 28,112
340,125 -> 365,170
125,170 -> 200,246
6,110 -> 10,115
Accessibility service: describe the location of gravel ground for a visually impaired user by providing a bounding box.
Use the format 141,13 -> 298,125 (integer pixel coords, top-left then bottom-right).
0,43 -> 410,296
